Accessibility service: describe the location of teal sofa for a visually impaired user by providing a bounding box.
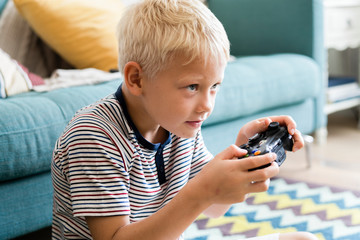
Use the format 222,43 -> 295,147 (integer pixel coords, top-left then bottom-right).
0,0 -> 326,239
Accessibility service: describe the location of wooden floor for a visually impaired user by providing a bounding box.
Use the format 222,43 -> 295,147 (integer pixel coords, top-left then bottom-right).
279,108 -> 360,192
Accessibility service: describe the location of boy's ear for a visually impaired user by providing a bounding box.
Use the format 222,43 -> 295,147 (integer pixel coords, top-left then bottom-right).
123,61 -> 143,96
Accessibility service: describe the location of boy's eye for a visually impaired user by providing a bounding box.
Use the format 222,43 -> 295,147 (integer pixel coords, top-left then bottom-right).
187,84 -> 198,91
211,83 -> 221,91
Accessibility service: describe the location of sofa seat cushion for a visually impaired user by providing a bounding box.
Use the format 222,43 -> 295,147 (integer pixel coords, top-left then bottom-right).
0,171 -> 52,239
204,53 -> 321,126
0,79 -> 121,182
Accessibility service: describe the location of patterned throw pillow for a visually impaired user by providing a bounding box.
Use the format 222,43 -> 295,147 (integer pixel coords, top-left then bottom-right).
0,48 -> 44,98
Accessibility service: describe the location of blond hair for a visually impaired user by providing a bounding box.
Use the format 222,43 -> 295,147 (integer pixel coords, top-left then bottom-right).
117,0 -> 230,79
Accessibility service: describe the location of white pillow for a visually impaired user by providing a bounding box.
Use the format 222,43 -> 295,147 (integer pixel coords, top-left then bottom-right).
0,48 -> 32,98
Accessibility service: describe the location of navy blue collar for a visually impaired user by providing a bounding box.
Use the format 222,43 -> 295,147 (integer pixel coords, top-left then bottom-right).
115,85 -> 172,151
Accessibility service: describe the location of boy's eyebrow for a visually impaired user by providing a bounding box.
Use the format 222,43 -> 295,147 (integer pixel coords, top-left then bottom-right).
178,73 -> 206,81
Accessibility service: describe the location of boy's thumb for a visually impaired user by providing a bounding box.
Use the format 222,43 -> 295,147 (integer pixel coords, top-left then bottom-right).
218,145 -> 248,160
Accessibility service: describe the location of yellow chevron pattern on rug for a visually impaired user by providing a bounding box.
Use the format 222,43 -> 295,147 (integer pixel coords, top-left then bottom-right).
252,191 -> 360,224
206,215 -> 298,235
183,178 -> 360,240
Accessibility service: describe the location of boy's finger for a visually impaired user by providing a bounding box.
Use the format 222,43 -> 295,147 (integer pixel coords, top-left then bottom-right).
268,115 -> 296,135
245,118 -> 272,137
239,153 -> 277,171
217,145 -> 248,160
254,117 -> 272,132
249,178 -> 272,193
292,129 -> 304,152
249,162 -> 279,182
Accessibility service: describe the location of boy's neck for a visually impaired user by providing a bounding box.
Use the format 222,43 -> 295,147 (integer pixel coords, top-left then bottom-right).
141,126 -> 169,145
121,85 -> 169,144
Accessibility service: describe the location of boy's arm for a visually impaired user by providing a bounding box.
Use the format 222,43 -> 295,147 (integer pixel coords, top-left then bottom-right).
86,172 -> 216,240
86,145 -> 278,240
203,204 -> 231,218
86,182 -> 211,240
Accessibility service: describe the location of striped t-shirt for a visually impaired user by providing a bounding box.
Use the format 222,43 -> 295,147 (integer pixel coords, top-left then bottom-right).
51,86 -> 213,239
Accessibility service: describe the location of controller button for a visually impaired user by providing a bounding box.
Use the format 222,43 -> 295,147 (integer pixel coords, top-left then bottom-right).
254,150 -> 261,156
268,122 -> 280,131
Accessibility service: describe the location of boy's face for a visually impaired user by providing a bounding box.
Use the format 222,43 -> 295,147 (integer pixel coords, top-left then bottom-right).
141,55 -> 227,139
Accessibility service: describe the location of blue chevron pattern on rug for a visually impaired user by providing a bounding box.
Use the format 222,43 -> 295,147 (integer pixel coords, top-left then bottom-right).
184,178 -> 360,240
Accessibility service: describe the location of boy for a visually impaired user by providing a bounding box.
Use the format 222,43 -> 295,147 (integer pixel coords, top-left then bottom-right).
51,0 -> 317,239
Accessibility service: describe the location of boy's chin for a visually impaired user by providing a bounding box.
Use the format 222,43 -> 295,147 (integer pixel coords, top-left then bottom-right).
175,129 -> 200,139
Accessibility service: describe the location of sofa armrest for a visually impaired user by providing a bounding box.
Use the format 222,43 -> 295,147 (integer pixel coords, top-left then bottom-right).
207,0 -> 325,70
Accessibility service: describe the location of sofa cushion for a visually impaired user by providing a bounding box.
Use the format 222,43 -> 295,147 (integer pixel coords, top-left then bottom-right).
0,172 -> 52,239
204,53 -> 321,126
13,0 -> 124,71
0,79 -> 121,182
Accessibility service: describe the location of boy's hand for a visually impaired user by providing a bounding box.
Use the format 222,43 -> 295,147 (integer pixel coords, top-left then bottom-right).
190,145 -> 279,205
235,115 -> 304,152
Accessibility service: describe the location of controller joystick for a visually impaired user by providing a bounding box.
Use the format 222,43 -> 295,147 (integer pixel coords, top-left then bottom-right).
239,122 -> 294,171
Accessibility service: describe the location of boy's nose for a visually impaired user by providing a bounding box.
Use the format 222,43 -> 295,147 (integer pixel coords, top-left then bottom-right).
197,93 -> 213,114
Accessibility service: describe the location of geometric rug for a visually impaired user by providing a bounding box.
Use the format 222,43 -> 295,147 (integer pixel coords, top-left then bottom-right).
184,178 -> 360,240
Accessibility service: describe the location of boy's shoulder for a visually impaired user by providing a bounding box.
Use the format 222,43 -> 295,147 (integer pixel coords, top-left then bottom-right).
62,93 -> 130,138
75,93 -> 119,117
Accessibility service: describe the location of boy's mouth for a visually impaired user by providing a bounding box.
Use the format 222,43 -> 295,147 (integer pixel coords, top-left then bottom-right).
185,120 -> 204,128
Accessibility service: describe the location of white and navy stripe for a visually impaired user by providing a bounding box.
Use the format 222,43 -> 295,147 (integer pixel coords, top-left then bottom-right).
51,87 -> 213,239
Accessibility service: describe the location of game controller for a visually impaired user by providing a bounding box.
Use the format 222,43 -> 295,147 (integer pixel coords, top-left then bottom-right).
239,122 -> 294,171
